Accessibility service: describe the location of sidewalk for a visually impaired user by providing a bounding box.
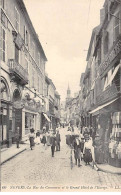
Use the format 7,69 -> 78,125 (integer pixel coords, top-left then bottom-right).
96,163 -> 121,175
1,141 -> 30,165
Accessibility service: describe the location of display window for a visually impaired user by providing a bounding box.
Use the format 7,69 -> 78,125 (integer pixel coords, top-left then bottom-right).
25,112 -> 35,135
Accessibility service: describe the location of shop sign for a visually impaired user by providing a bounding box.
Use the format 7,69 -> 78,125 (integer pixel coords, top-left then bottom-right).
99,39 -> 121,76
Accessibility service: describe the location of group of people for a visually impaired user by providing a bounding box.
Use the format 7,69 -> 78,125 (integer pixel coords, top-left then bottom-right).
28,124 -> 61,157
67,126 -> 95,168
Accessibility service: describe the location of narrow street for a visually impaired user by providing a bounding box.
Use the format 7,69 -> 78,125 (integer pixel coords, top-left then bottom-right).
1,127 -> 121,191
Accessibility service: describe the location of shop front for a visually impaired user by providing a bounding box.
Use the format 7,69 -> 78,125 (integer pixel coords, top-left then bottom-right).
90,97 -> 121,167
0,78 -> 12,148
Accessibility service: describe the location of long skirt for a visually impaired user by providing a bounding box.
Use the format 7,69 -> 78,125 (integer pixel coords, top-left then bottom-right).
84,148 -> 92,163
36,136 -> 40,144
30,137 -> 35,148
74,148 -> 81,160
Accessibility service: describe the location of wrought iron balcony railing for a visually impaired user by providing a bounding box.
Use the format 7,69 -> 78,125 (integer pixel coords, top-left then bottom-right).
9,59 -> 28,85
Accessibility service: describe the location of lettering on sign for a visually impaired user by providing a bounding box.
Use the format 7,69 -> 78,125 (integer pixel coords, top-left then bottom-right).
99,39 -> 121,76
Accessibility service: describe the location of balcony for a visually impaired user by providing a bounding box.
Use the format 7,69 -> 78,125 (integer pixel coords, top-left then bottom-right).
9,59 -> 28,85
96,83 -> 120,106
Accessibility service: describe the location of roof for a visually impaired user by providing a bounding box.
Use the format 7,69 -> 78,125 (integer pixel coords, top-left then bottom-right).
17,0 -> 47,61
86,25 -> 100,61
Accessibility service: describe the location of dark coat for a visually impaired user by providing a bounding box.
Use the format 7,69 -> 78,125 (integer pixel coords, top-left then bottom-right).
73,139 -> 82,159
50,136 -> 56,146
56,133 -> 61,143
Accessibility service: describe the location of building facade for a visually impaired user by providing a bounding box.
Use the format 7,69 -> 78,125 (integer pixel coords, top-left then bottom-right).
80,0 -> 121,167
0,0 -> 47,148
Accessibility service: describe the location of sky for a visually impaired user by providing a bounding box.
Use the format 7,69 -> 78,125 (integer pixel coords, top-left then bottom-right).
24,0 -> 105,101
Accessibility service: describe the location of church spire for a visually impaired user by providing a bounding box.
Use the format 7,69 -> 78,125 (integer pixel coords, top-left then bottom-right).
66,83 -> 71,101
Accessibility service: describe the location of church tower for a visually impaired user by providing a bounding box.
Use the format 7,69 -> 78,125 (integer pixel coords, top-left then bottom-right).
66,84 -> 71,103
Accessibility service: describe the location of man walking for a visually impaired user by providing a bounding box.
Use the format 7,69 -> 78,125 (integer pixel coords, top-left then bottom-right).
50,131 -> 56,157
56,130 -> 61,151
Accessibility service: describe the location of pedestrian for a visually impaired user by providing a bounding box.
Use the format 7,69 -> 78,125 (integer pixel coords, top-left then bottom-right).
50,131 -> 56,157
83,136 -> 93,165
56,130 -> 61,151
29,128 -> 35,150
42,131 -> 47,146
73,136 -> 82,167
36,130 -> 40,144
15,127 -> 20,148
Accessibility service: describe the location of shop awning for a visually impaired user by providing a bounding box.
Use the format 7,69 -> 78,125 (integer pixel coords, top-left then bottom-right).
43,113 -> 51,122
89,98 -> 118,115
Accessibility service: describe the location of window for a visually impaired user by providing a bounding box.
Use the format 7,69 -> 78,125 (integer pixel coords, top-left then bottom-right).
15,7 -> 20,32
0,27 -> 5,62
24,26 -> 29,47
25,57 -> 28,72
114,12 -> 120,42
32,42 -> 35,59
32,68 -> 35,88
37,52 -> 40,67
0,0 -> 5,9
15,45 -> 19,63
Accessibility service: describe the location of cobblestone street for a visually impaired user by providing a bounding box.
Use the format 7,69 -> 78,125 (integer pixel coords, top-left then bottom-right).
1,127 -> 121,192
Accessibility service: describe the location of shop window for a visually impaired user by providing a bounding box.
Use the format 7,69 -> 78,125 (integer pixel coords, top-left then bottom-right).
0,27 -> 5,62
25,113 -> 35,134
15,7 -> 20,32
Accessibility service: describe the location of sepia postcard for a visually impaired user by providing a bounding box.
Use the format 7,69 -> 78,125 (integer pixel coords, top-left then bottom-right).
1,0 -> 121,192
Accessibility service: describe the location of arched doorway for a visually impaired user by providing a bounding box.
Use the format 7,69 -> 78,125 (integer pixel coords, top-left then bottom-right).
1,78 -> 11,148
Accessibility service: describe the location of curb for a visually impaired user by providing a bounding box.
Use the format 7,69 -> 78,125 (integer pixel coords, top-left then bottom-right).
97,165 -> 121,175
1,148 -> 26,165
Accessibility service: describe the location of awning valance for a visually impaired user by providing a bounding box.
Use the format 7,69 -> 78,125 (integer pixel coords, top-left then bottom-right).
89,98 -> 118,115
43,113 -> 51,122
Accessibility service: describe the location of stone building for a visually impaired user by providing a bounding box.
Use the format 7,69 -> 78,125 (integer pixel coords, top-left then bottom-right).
0,0 -> 47,148
80,0 -> 121,167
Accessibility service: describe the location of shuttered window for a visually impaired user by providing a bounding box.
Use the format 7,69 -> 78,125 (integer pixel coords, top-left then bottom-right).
15,7 -> 20,32
0,27 -> 5,62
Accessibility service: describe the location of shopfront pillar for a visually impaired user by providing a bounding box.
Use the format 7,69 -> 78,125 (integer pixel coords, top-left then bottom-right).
22,108 -> 25,139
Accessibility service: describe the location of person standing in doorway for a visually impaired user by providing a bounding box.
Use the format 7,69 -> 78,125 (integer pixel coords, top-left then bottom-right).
15,127 -> 20,148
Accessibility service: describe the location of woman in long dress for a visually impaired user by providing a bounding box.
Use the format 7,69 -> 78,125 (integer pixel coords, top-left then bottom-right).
83,137 -> 93,165
29,128 -> 35,150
